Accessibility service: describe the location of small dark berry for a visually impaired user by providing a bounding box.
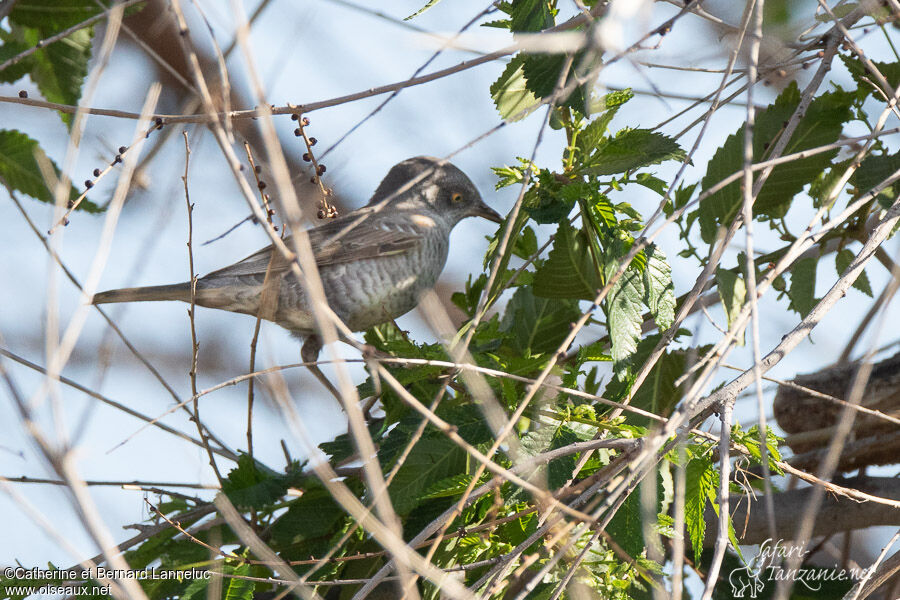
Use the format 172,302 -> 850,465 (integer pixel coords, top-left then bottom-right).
267,209 -> 275,216
308,137 -> 317,146
63,217 -> 69,226
310,177 -> 317,184
118,146 -> 127,154
239,164 -> 245,171
84,180 -> 93,189
302,153 -> 311,162
294,128 -> 301,136
316,164 -> 326,175
291,114 -> 299,121
257,181 -> 266,190
301,117 -> 310,126
113,155 -> 122,164
317,209 -> 327,219
67,200 -> 74,209
254,165 -> 262,174
18,90 -> 27,98
273,225 -> 279,231
93,168 -> 101,177
179,27 -> 188,37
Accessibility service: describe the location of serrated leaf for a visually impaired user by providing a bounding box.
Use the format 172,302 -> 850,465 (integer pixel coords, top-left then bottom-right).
520,51 -> 589,112
603,335 -> 697,426
635,172 -> 668,196
576,107 -> 621,156
684,455 -> 716,562
0,40 -> 35,83
269,481 -> 346,545
835,248 -> 872,297
696,83 -> 853,243
583,128 -> 685,176
643,245 -> 675,331
387,435 -> 466,514
855,153 -> 900,194
490,55 -> 540,121
607,261 -> 645,375
787,256 -> 818,317
716,267 -> 746,344
509,0 -> 555,32
606,489 -> 644,558
10,0 -> 104,30
221,454 -> 301,509
521,424 -> 581,489
512,225 -> 538,258
576,339 -> 611,366
533,220 -> 601,300
25,25 -> 92,127
524,169 -> 576,223
840,54 -> 900,101
501,286 -> 580,355
0,129 -> 101,212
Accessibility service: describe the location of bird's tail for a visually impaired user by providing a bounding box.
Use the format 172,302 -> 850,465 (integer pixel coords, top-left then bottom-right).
92,283 -> 193,305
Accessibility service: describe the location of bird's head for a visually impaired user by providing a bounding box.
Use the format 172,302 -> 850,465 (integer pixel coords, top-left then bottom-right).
369,156 -> 503,226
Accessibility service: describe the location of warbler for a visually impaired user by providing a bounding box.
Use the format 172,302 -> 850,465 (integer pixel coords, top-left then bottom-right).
92,156 -> 503,360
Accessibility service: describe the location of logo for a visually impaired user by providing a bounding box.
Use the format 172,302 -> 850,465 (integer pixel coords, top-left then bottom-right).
726,539 -> 872,598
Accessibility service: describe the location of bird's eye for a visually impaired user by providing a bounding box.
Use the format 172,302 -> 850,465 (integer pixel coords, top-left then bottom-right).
451,192 -> 464,203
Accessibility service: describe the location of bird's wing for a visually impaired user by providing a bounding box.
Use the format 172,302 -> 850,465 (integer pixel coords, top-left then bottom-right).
201,212 -> 422,282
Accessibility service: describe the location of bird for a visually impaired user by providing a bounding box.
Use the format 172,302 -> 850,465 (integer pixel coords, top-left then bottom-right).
92,156 -> 503,362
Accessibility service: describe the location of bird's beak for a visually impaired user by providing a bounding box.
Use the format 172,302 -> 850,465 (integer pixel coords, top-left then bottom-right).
472,200 -> 503,224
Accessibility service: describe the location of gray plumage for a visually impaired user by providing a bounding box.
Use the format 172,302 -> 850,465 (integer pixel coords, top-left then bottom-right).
92,157 -> 502,345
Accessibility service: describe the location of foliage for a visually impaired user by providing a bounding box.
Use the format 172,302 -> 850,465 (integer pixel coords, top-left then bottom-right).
2,2 -> 898,600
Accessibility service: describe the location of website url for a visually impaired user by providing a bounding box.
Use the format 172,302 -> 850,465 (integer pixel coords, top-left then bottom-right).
4,584 -> 111,596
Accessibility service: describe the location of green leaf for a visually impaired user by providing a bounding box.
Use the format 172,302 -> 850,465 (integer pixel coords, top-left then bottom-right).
850,152 -> 900,208
269,481 -> 347,545
583,128 -> 685,176
603,335 -> 697,426
508,0 -> 555,32
684,454 -> 717,562
840,54 -> 900,101
0,39 -> 35,83
787,256 -> 818,317
404,0 -> 442,20
512,225 -> 538,258
387,434 -> 467,514
524,169 -> 576,223
490,55 -> 540,121
575,339 -> 611,365
520,424 -> 581,489
606,261 -> 645,374
576,106 -> 623,156
501,286 -> 580,355
643,245 -> 675,331
697,83 -> 853,243
533,221 -> 601,300
716,267 -> 746,344
635,172 -> 668,196
606,489 -> 644,558
221,454 -> 302,509
25,25 -> 93,127
835,248 -> 872,297
520,51 -> 590,112
0,129 -> 101,212
10,0 -> 105,30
